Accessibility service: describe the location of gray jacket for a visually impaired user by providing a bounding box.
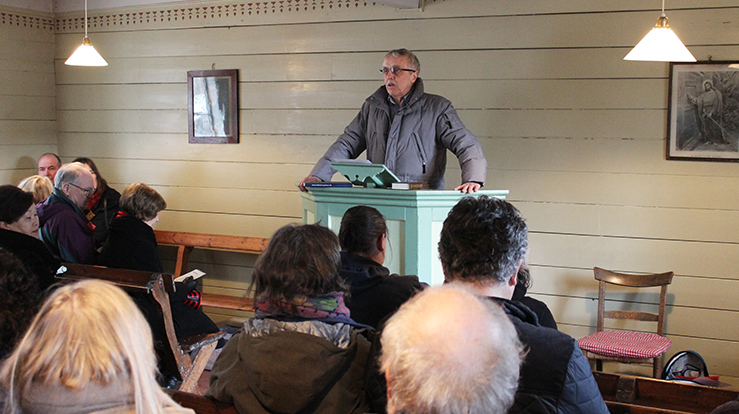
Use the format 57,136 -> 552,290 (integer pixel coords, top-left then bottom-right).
309,78 -> 487,189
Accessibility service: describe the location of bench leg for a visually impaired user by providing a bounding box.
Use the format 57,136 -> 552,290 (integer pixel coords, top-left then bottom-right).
179,341 -> 218,394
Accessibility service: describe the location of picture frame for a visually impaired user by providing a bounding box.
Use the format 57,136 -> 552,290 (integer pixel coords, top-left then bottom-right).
187,69 -> 239,144
667,61 -> 739,161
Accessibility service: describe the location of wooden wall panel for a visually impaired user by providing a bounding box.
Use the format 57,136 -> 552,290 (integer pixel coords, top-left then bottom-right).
0,6 -> 56,184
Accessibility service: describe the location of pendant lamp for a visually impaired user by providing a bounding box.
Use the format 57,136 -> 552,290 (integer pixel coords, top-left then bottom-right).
65,0 -> 108,66
623,0 -> 696,62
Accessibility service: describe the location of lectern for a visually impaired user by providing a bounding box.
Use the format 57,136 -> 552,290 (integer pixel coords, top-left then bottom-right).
301,188 -> 508,285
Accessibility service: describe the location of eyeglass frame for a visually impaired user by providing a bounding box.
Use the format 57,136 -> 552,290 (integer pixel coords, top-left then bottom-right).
380,66 -> 417,76
68,182 -> 97,197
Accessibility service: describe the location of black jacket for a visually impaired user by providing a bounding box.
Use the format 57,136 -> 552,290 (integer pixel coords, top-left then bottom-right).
99,215 -> 219,342
513,282 -> 558,330
0,228 -> 60,292
339,252 -> 424,329
99,215 -> 162,272
88,186 -> 121,249
488,297 -> 610,414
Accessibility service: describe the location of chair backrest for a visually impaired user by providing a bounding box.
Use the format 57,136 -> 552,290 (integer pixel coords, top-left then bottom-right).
593,267 -> 673,335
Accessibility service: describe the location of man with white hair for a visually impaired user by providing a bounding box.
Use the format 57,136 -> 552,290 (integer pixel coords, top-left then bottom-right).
37,162 -> 97,263
380,285 -> 523,414
439,196 -> 609,413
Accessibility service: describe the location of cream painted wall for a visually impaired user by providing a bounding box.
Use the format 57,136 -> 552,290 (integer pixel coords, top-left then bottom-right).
4,0 -> 739,384
0,6 -> 56,184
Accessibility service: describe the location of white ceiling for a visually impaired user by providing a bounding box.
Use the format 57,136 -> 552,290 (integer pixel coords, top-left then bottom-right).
0,0 -> 420,13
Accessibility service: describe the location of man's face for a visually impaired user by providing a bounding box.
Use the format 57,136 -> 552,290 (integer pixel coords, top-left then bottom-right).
38,155 -> 60,182
383,55 -> 418,104
63,170 -> 96,210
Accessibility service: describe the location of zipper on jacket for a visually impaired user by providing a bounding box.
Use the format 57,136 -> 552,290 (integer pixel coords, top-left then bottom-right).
412,133 -> 427,174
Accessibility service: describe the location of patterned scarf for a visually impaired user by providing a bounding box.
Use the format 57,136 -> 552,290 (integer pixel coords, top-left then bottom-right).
254,292 -> 353,323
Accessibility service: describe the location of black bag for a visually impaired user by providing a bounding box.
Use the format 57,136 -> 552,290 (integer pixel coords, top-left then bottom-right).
662,350 -> 709,380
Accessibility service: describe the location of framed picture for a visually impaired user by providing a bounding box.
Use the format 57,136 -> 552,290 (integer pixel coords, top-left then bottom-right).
667,61 -> 739,161
187,69 -> 239,144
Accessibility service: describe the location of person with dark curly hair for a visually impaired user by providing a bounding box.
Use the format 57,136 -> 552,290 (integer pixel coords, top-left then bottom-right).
0,250 -> 43,360
0,185 -> 60,291
208,224 -> 373,414
439,196 -> 608,414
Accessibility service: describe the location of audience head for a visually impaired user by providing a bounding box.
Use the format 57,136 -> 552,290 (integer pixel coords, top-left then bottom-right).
339,205 -> 388,264
18,175 -> 53,204
439,196 -> 528,290
119,183 -> 167,227
37,153 -> 61,182
55,162 -> 96,210
0,250 -> 42,360
380,285 -> 523,414
0,185 -> 39,238
253,223 -> 346,301
73,157 -> 107,194
0,279 -> 178,414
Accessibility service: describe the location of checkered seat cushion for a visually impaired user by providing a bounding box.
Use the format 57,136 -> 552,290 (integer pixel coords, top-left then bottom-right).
578,330 -> 671,359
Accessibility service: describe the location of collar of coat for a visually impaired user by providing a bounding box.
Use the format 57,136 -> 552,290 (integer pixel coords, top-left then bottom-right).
367,77 -> 425,113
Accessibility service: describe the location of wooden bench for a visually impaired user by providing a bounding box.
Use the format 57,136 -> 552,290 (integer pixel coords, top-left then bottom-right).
56,263 -> 225,394
595,371 -> 739,414
154,230 -> 268,311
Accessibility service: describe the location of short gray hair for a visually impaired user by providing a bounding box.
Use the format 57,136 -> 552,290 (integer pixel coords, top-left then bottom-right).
380,285 -> 523,414
385,48 -> 420,74
54,162 -> 89,188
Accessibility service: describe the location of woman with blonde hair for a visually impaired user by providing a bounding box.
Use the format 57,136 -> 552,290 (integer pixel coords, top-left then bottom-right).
0,279 -> 193,414
17,175 -> 53,204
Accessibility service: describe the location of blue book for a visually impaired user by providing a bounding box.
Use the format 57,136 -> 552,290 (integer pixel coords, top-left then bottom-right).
305,182 -> 353,188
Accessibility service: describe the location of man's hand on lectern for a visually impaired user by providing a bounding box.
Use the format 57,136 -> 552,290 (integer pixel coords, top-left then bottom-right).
298,175 -> 323,192
454,182 -> 481,194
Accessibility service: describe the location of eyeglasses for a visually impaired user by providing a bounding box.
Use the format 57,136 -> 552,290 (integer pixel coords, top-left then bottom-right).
380,66 -> 417,75
69,182 -> 96,197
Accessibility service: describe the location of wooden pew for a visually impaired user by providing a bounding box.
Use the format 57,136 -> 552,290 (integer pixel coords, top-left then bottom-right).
56,263 -> 225,394
594,371 -> 739,414
166,389 -> 238,414
154,230 -> 266,311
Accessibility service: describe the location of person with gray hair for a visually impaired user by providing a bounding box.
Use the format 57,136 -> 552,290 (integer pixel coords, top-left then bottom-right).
37,162 -> 97,263
299,48 -> 487,193
439,196 -> 610,414
380,285 -> 523,414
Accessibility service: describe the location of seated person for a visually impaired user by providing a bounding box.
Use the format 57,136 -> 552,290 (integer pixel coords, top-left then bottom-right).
99,183 -> 220,342
381,285 -> 523,414
338,205 -> 424,328
439,196 -> 609,413
0,279 -> 194,414
73,157 -> 121,249
18,175 -> 53,204
513,266 -> 558,330
208,224 -> 372,414
37,162 -> 97,264
0,185 -> 60,291
0,251 -> 44,360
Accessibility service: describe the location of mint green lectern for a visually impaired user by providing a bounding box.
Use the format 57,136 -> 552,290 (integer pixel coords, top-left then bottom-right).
301,188 -> 508,285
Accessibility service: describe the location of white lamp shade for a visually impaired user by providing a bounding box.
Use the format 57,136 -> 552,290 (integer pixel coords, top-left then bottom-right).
624,26 -> 696,62
65,38 -> 108,66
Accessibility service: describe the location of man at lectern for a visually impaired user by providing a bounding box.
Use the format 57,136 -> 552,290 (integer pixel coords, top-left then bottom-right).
299,48 -> 487,193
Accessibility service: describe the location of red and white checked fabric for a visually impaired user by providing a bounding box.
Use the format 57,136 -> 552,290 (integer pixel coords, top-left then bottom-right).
578,330 -> 671,359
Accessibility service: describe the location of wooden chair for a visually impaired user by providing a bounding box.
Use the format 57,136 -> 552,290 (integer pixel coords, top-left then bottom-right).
56,263 -> 225,393
578,267 -> 674,378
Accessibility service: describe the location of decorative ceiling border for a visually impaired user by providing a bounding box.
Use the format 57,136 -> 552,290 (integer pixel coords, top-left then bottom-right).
54,0 -> 379,32
1,11 -> 55,31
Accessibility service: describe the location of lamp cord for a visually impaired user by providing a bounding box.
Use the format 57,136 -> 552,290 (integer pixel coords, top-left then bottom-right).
84,0 -> 88,38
